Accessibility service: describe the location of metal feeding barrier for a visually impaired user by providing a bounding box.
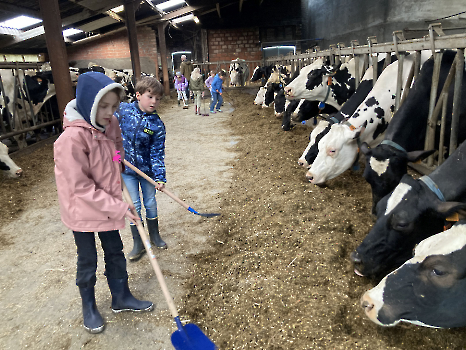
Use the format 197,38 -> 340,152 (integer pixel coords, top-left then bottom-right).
0,61 -> 62,150
259,23 -> 466,173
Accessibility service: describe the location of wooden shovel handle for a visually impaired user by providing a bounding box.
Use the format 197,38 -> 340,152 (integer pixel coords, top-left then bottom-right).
123,159 -> 191,211
121,182 -> 179,319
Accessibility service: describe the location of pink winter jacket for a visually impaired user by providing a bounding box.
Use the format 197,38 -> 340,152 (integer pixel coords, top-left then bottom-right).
54,100 -> 129,232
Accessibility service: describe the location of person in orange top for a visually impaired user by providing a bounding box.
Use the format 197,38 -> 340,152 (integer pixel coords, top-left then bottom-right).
54,72 -> 153,334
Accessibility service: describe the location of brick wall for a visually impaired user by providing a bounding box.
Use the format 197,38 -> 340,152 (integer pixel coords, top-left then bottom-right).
208,27 -> 262,62
66,26 -> 158,71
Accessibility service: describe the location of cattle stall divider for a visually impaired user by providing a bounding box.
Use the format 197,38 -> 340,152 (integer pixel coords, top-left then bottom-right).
259,23 -> 466,173
0,62 -> 63,151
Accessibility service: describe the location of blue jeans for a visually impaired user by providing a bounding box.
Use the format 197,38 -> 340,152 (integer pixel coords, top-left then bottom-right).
122,173 -> 157,219
73,231 -> 127,288
210,91 -> 223,111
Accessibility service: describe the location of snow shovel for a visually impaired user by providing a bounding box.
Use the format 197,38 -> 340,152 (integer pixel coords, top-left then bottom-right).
122,183 -> 217,350
123,159 -> 221,218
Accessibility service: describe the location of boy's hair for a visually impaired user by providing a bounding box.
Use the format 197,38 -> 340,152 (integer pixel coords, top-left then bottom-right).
218,70 -> 227,77
135,76 -> 163,96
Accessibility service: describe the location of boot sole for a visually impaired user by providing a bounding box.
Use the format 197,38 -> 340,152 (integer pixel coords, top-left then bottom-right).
112,303 -> 154,313
84,324 -> 105,334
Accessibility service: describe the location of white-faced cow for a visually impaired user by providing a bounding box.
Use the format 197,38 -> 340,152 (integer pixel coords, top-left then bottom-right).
254,86 -> 267,105
305,52 -> 432,184
0,142 -> 22,178
361,221 -> 466,328
362,50 -> 466,214
229,59 -> 250,87
284,57 -> 367,110
296,55 -> 396,168
350,139 -> 466,280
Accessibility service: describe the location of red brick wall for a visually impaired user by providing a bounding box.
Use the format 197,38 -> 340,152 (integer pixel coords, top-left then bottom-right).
208,27 -> 262,62
66,26 -> 158,67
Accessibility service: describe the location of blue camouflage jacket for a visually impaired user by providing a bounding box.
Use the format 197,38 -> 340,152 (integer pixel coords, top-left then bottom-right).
116,101 -> 166,183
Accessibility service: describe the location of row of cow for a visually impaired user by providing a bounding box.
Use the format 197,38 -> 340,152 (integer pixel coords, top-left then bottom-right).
0,62 -> 137,178
250,50 -> 466,329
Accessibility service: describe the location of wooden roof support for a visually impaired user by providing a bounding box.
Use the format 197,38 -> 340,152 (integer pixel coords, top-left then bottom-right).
239,0 -> 244,12
38,0 -> 74,122
216,3 -> 221,18
124,0 -> 142,84
157,21 -> 170,97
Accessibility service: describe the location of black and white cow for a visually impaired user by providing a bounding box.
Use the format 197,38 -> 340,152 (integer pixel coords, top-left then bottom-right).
0,142 -> 22,177
229,59 -> 250,87
284,57 -> 366,110
281,99 -> 337,131
351,139 -> 466,280
295,56 -> 393,168
250,65 -> 274,82
254,86 -> 267,105
305,52 -> 431,184
361,50 -> 466,214
361,221 -> 466,328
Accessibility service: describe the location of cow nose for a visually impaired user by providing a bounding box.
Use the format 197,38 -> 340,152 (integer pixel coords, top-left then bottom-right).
305,172 -> 314,182
284,86 -> 292,96
361,299 -> 374,312
16,168 -> 23,177
350,251 -> 361,264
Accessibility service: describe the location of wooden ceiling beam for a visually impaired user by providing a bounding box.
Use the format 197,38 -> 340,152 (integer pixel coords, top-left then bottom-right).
216,3 -> 221,18
0,2 -> 42,19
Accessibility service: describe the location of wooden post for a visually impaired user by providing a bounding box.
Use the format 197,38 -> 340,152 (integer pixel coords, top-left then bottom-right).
150,26 -> 159,81
201,29 -> 209,63
157,22 -> 171,97
124,0 -> 142,83
38,0 -> 74,123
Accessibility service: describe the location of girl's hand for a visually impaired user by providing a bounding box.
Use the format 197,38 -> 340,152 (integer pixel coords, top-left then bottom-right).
202,91 -> 205,97
154,183 -> 165,191
125,209 -> 140,225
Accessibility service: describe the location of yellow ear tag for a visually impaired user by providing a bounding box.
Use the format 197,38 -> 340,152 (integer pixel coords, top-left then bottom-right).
446,212 -> 460,222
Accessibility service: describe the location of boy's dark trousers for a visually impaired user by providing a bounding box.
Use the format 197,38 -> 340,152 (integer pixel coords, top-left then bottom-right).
73,230 -> 127,288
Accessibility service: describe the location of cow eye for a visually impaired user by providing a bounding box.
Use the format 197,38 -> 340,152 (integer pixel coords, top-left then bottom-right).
430,268 -> 446,277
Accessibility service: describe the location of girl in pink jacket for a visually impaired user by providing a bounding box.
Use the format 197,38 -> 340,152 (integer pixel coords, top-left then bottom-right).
54,72 -> 153,334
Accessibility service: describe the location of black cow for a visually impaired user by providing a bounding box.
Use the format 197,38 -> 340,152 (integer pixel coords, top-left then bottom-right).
361,220 -> 466,328
361,50 -> 466,214
281,100 -> 337,131
351,139 -> 466,280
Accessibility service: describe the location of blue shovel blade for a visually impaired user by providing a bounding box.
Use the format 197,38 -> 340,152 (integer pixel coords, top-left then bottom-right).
171,323 -> 217,350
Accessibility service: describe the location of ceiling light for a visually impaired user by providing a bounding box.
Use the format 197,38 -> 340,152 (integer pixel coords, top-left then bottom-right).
155,0 -> 186,11
193,16 -> 200,24
110,5 -> 124,13
172,13 -> 194,24
0,15 -> 42,30
63,28 -> 83,37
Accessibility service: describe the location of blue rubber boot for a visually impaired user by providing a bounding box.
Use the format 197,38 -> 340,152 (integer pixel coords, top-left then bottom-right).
108,278 -> 154,313
79,287 -> 105,334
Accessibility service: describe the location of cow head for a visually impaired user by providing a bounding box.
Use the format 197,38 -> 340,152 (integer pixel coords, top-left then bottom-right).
284,58 -> 326,100
305,124 -> 362,184
297,119 -> 331,167
361,222 -> 466,328
351,174 -> 466,279
361,142 -> 436,214
264,83 -> 282,106
0,142 -> 22,178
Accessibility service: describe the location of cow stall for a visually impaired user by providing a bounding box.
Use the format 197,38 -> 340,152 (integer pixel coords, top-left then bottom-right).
261,23 -> 466,174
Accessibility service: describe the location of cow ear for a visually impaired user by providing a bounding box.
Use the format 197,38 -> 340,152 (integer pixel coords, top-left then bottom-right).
406,149 -> 436,163
435,202 -> 466,218
360,142 -> 372,155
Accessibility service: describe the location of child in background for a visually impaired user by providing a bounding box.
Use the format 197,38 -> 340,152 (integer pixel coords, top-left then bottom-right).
190,68 -> 204,115
54,72 -> 153,334
210,70 -> 227,114
174,71 -> 188,109
204,70 -> 215,91
117,76 -> 168,264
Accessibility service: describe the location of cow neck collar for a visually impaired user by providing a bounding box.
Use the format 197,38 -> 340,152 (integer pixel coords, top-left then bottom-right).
320,76 -> 333,105
419,175 -> 446,202
381,140 -> 407,153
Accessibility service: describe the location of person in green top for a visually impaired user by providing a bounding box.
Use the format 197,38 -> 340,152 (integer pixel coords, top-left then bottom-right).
190,68 -> 205,115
